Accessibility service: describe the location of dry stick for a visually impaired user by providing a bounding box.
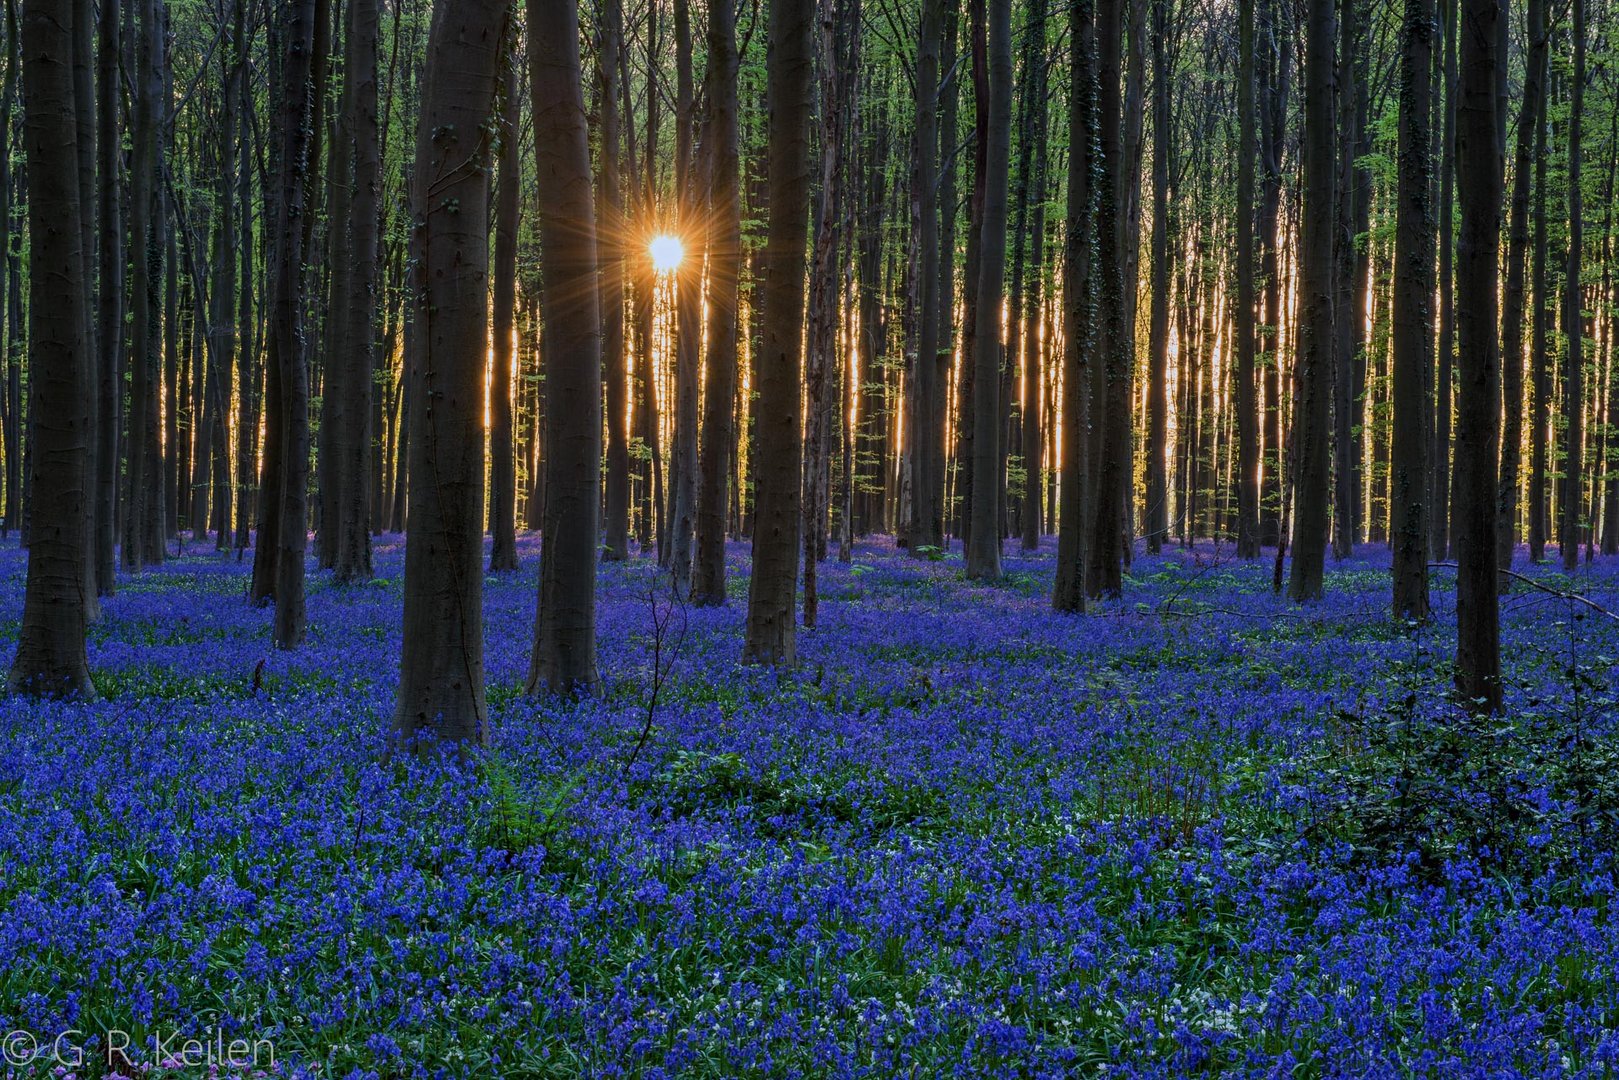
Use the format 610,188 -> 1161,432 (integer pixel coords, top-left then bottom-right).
1430,562 -> 1619,625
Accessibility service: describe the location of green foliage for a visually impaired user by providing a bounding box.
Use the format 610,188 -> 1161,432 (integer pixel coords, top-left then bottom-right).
476,754 -> 578,859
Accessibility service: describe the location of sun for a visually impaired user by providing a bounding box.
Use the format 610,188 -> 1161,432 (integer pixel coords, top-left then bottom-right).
649,234 -> 684,274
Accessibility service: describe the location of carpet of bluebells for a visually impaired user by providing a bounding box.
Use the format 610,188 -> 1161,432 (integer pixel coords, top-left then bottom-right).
3,533 -> 1619,1078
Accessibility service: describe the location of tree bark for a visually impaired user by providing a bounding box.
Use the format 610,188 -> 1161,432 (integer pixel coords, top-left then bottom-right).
1561,0 -> 1585,571
487,42 -> 519,574
1053,0 -> 1094,613
123,0 -> 163,573
667,0 -> 700,593
1391,0 -> 1434,621
1085,0 -> 1129,597
1232,0 -> 1258,558
1452,0 -> 1502,711
527,0 -> 601,695
394,0 -> 507,748
743,0 -> 815,665
335,0 -> 379,583
693,0 -> 740,605
599,0 -> 630,562
10,0 -> 92,696
93,0 -> 119,591
966,0 -> 1011,582
1497,0 -> 1546,568
268,0 -> 318,647
909,0 -> 944,555
1286,0 -> 1335,602
1330,0 -> 1361,560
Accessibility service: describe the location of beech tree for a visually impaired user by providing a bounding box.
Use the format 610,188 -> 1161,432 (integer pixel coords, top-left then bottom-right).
693,0 -> 741,606
1452,0 -> 1503,711
1286,0 -> 1335,603
395,0 -> 508,749
488,43 -> 519,575
1390,0 -> 1434,621
1053,0 -> 1095,614
965,0 -> 1011,583
528,0 -> 602,695
10,0 -> 92,697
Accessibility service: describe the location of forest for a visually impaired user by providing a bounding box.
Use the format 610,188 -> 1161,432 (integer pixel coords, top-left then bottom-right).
0,0 -> 1618,1071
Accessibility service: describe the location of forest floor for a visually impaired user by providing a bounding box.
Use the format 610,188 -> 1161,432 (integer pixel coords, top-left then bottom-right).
2,534 -> 1618,1077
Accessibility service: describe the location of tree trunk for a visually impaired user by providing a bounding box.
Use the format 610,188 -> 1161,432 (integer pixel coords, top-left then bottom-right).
1497,0 -> 1546,568
93,0 -> 119,591
527,0 -> 601,695
1257,0 -> 1289,548
909,0 -> 944,555
1391,0 -> 1434,621
1232,0 -> 1258,558
335,0 -> 378,582
10,0 -> 92,696
1429,0 -> 1456,561
1526,63 -> 1550,564
1452,0 -> 1502,711
599,0 -> 630,563
1561,0 -> 1585,572
1018,3 -> 1050,554
1330,0 -> 1360,560
1053,0 -> 1094,613
123,0 -> 162,573
394,0 -> 506,748
487,43 -> 519,574
69,0 -> 95,620
692,0 -> 740,605
1286,0 -> 1335,602
667,0 -> 700,593
1086,0 -> 1129,597
267,0 -> 318,647
965,0 -> 1010,582
743,0 -> 815,665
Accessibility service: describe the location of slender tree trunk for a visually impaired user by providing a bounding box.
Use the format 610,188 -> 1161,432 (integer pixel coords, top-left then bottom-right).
1330,0 -> 1359,560
909,0 -> 944,555
394,0 -> 507,748
93,0 -> 119,591
264,0 -> 318,647
1233,0 -> 1259,558
667,0 -> 700,592
693,0 -> 740,606
803,2 -> 847,619
1286,0 -> 1336,602
1527,66 -> 1550,564
965,0 -> 1011,582
318,7 -> 356,573
10,0 -> 92,696
1053,0 -> 1094,613
743,0 -> 815,665
1498,0 -> 1546,568
1086,0 -> 1129,597
234,20 -> 256,555
334,0 -> 378,582
487,45 -> 519,574
123,0 -> 162,573
69,0 -> 95,619
1145,0 -> 1172,557
1561,0 -> 1585,572
0,0 -> 18,541
1429,0 -> 1456,560
1452,0 -> 1502,711
1018,2 -> 1050,553
527,0 -> 601,695
1391,0 -> 1434,621
1258,0 -> 1289,548
599,0 -> 630,563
